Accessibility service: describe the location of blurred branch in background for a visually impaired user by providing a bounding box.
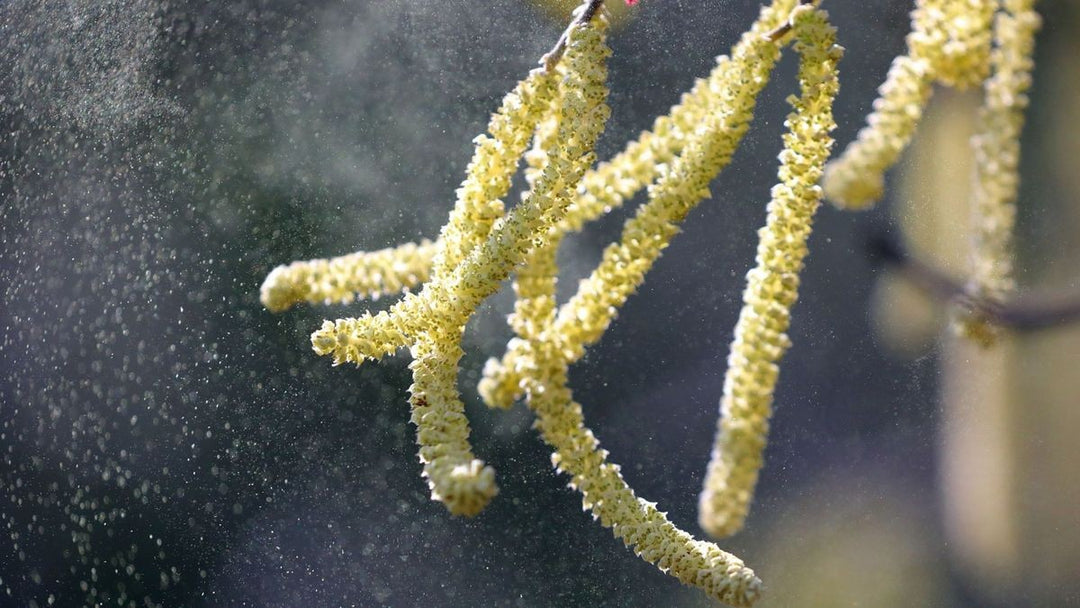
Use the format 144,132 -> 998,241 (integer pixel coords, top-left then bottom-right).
873,2 -> 1080,599
868,231 -> 1080,331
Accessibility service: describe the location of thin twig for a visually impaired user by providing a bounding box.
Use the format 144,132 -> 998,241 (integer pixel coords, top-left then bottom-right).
540,0 -> 606,71
868,231 -> 1080,331
765,0 -> 820,42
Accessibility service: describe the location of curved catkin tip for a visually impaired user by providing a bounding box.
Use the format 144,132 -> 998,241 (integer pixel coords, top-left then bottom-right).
413,400 -> 501,516
698,442 -> 758,538
708,560 -> 764,608
823,0 -> 998,210
408,326 -> 502,516
821,54 -> 932,210
821,158 -> 885,210
310,320 -> 340,357
429,459 -> 499,517
260,264 -> 300,313
697,396 -> 770,538
529,369 -> 765,606
309,312 -> 410,365
415,413 -> 500,516
477,355 -> 522,410
258,240 -> 437,313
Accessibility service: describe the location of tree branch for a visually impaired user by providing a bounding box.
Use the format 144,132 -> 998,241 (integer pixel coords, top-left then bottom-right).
541,0 -> 606,71
868,230 -> 1080,331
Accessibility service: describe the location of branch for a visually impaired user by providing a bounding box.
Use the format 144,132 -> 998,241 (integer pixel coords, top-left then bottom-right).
541,0 -> 606,71
765,0 -> 820,41
868,231 -> 1080,331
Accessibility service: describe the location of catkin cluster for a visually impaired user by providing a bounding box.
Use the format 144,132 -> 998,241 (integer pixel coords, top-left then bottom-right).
821,0 -> 1039,344
259,0 -> 1040,604
822,0 -> 996,209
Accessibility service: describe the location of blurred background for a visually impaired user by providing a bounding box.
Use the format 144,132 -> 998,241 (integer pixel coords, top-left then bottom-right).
1,0 -> 1078,606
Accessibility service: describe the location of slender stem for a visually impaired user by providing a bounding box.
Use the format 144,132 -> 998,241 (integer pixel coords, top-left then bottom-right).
541,0 -> 606,71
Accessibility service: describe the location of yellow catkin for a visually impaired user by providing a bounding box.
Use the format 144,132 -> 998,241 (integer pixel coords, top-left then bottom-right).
480,0 -> 795,410
310,17 -> 610,516
699,6 -> 842,539
953,0 -> 1040,345
527,347 -> 763,607
259,239 -> 436,313
482,74 -> 566,410
820,54 -> 932,208
407,324 -> 498,517
507,96 -> 563,343
432,68 -> 559,277
913,0 -> 996,89
822,0 -> 996,209
563,0 -> 797,232
261,3 -> 802,319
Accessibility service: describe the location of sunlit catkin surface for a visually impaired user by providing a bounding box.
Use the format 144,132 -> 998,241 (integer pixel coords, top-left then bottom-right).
3,0 -> 1079,607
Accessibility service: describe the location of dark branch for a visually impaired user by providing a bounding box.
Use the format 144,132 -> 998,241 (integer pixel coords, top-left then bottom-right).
867,230 -> 1080,332
541,0 -> 606,72
765,0 -> 821,42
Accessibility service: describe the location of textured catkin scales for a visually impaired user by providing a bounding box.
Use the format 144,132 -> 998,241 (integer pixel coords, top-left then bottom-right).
526,351 -> 764,607
259,239 -> 436,313
821,0 -> 996,210
308,18 -> 611,517
953,0 -> 1040,344
479,0 -> 798,411
698,5 -> 842,540
259,0 -> 1039,604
